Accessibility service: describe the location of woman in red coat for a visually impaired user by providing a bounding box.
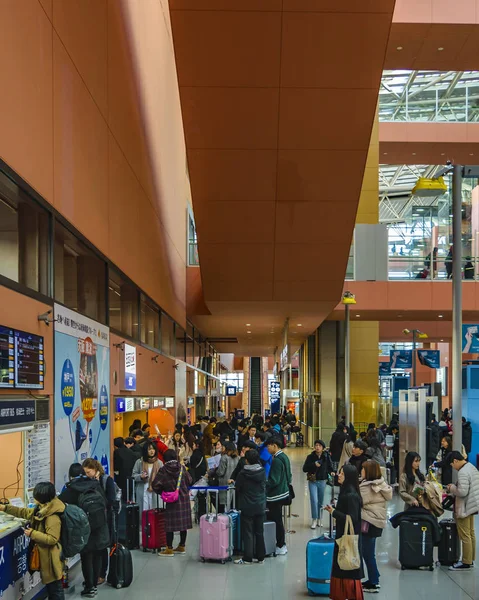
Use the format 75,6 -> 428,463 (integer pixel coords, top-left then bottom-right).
153,449 -> 192,557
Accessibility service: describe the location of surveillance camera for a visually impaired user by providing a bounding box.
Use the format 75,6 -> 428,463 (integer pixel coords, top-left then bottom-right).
403,328 -> 410,335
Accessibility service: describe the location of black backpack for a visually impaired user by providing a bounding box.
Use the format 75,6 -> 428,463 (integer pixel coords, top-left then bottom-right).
60,504 -> 91,558
78,486 -> 107,531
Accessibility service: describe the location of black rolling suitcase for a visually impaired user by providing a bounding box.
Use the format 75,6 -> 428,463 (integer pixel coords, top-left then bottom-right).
438,519 -> 459,566
108,514 -> 133,589
124,478 -> 140,549
399,519 -> 434,571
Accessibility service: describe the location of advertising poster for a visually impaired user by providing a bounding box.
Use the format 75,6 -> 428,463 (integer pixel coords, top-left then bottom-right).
390,349 -> 413,369
54,304 -> 110,490
379,362 -> 391,376
123,343 -> 136,391
417,350 -> 440,369
462,324 -> 479,353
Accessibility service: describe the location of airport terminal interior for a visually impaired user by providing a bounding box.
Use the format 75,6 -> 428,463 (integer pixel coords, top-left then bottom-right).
2,0 -> 479,599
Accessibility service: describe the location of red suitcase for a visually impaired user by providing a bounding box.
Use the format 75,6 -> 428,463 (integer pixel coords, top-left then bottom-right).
142,501 -> 167,552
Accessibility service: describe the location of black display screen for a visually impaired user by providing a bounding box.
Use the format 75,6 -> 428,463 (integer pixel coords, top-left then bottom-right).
14,329 -> 44,389
0,325 -> 14,388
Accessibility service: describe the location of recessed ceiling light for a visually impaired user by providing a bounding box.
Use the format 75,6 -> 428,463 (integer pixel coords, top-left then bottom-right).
398,314 -> 403,317
246,323 -> 251,326
383,152 -> 388,155
438,47 -> 444,51
293,331 -> 297,334
355,314 -> 360,317
441,153 -> 445,156
396,46 -> 403,51
297,324 -> 303,327
438,315 -> 443,318
412,152 -> 416,156
247,330 -> 252,333
440,339 -> 444,342
470,153 -> 474,156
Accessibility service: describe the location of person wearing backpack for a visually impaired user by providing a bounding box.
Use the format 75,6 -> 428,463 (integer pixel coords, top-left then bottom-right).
0,482 -> 65,600
59,463 -> 109,598
82,458 -> 118,585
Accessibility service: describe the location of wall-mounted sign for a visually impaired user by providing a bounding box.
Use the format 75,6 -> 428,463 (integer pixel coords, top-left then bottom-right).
116,397 -> 126,413
188,397 -> 195,406
124,343 -> 137,391
226,385 -> 237,396
269,380 -> 281,414
125,398 -> 135,412
280,345 -> 289,371
165,397 -> 174,408
417,350 -> 440,369
0,399 -> 36,430
157,398 -> 165,408
140,398 -> 151,410
390,349 -> 413,369
283,389 -> 300,399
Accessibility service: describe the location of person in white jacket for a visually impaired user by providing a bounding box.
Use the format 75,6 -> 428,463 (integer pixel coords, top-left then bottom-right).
359,460 -> 393,593
447,451 -> 479,571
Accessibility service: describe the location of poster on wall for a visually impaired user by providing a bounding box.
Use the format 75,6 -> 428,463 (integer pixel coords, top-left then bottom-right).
54,304 -> 110,490
123,343 -> 136,391
462,324 -> 479,353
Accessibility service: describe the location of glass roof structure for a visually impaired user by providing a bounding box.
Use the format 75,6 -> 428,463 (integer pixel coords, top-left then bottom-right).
379,70 -> 479,122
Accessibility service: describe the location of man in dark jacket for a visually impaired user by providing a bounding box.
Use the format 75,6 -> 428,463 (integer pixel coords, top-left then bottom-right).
302,440 -> 334,529
462,417 -> 473,455
427,417 -> 441,468
329,424 -> 348,469
234,449 -> 267,565
230,441 -> 257,482
131,429 -> 147,458
58,464 -> 109,597
266,438 -> 292,555
348,440 -> 368,474
113,437 -> 137,498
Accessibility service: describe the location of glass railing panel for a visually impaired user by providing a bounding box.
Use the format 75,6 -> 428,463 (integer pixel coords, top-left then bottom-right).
388,256 -> 477,280
188,242 -> 199,266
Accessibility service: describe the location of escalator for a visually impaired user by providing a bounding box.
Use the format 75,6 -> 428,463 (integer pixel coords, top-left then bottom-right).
249,357 -> 262,415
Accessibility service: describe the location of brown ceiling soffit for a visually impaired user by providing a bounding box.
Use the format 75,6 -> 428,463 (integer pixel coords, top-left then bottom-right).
205,338 -> 239,344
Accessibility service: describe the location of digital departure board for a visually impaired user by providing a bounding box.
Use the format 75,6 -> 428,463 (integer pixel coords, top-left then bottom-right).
0,326 -> 14,388
14,329 -> 44,389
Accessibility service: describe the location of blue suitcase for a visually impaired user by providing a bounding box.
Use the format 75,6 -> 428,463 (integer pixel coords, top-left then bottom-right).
228,510 -> 241,552
306,488 -> 335,596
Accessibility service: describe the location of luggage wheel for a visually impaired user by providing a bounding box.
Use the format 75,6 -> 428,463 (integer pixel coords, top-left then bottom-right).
429,566 -> 434,571
200,557 -> 206,563
401,566 -> 406,570
116,584 -> 122,590
221,560 -> 225,564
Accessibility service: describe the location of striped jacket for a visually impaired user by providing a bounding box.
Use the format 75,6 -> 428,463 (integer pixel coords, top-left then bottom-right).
266,450 -> 292,503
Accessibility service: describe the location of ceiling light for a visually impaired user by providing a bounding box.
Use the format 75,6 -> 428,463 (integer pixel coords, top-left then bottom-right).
355,314 -> 360,317
383,152 -> 388,155
440,339 -> 444,342
247,330 -> 251,333
397,314 -> 403,318
441,153 -> 445,156
438,47 -> 444,51
396,46 -> 403,51
297,324 -> 303,327
470,153 -> 474,156
246,323 -> 251,326
438,315 -> 443,318
412,152 -> 416,156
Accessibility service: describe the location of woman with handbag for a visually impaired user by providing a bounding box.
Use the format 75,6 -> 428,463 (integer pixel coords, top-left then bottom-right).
302,440 -> 334,529
152,449 -> 192,557
359,460 -> 392,593
0,482 -> 65,600
325,464 -> 364,600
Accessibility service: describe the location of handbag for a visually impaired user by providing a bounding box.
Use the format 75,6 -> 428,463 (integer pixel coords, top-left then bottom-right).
28,543 -> 41,573
361,519 -> 370,534
161,467 -> 183,503
336,515 -> 361,571
283,484 -> 295,506
306,473 -> 317,483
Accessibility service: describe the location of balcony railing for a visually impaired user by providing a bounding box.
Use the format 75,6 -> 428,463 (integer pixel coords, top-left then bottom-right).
388,256 -> 476,281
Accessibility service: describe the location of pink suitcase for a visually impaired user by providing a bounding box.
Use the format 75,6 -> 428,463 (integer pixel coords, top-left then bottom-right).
199,513 -> 233,564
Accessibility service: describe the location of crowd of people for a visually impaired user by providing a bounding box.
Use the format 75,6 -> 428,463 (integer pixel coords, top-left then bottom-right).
2,408 -> 479,600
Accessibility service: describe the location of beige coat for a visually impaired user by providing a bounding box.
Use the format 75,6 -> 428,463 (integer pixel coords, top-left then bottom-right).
5,497 -> 65,584
359,477 -> 393,529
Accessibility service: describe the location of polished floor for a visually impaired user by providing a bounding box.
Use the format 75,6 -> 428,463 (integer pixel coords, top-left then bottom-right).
66,448 -> 479,600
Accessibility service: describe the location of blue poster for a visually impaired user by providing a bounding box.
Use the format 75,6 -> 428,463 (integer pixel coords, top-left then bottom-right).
390,350 -> 413,369
417,350 -> 440,369
54,304 -> 110,490
379,362 -> 391,376
462,324 -> 479,353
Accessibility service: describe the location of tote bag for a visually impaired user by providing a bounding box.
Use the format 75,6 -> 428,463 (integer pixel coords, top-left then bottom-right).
335,515 -> 361,571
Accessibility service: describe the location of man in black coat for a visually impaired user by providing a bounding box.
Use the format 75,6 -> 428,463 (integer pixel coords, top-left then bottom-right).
329,423 -> 348,469
462,417 -> 473,455
113,437 -> 137,498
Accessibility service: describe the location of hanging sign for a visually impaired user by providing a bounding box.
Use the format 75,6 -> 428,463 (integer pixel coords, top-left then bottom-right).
379,362 -> 391,376
417,350 -> 440,369
462,325 -> 479,353
390,350 -> 413,369
124,344 -> 137,391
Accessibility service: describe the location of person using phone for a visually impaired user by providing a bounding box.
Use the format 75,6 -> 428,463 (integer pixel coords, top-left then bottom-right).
302,440 -> 334,529
132,441 -> 163,522
1,482 -> 66,600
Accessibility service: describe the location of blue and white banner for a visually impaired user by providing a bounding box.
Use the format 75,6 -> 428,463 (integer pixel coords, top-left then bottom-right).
379,362 -> 391,376
417,350 -> 440,369
390,350 -> 413,369
462,324 -> 479,353
54,304 -> 110,490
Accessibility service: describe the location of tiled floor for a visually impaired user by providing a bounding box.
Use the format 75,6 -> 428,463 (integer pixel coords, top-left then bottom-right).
66,448 -> 479,599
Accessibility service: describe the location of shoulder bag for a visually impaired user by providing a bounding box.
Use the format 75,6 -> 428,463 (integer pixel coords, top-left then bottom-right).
161,467 -> 183,503
336,515 -> 361,571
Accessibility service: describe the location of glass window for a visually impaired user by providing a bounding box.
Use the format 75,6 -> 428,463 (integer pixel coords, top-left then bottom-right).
108,269 -> 138,338
161,312 -> 175,357
0,172 -> 50,295
175,325 -> 186,362
140,295 -> 159,348
55,223 -> 106,323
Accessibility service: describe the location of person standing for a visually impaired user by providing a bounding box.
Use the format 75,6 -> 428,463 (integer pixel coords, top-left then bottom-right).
325,464 -> 364,600
434,436 -> 453,486
266,438 -> 292,556
462,417 -> 473,456
329,424 -> 348,472
302,440 -> 334,529
153,449 -> 193,556
132,441 -> 163,521
399,452 -> 425,510
216,441 -> 239,513
113,437 -> 137,499
349,440 -> 368,474
234,449 -> 267,565
446,451 -> 479,571
359,461 -> 392,593
59,464 -> 110,597
0,483 -> 65,600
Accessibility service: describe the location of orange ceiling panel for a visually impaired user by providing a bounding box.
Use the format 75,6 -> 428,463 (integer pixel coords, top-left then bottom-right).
170,3 -> 395,355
